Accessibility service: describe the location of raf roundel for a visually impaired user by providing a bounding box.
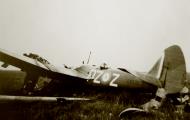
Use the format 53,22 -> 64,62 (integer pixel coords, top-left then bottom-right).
101,73 -> 110,82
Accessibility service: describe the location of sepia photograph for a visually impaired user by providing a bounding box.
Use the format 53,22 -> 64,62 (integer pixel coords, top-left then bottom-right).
0,0 -> 190,120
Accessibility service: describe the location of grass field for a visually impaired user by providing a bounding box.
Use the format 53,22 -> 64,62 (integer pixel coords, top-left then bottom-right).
0,91 -> 190,120
0,70 -> 190,120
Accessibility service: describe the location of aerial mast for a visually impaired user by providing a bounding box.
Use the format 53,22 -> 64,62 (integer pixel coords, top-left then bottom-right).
87,51 -> 91,64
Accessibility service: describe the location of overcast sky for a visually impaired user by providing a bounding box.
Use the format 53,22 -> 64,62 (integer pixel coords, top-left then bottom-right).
0,0 -> 190,71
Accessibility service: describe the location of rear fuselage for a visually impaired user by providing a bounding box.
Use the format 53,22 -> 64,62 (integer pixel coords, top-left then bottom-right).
71,65 -> 156,91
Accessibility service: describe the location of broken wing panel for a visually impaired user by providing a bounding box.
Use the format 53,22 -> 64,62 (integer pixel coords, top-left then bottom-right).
0,48 -> 48,71
0,48 -> 90,79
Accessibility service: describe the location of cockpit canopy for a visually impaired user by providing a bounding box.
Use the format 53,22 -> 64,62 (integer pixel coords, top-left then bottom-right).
100,62 -> 109,70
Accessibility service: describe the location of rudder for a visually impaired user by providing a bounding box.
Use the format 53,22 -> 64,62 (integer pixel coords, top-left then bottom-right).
149,45 -> 186,94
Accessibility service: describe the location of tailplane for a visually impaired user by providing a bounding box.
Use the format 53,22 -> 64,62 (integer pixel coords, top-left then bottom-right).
119,45 -> 187,118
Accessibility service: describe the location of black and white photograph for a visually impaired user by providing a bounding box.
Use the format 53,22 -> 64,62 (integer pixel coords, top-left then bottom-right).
0,0 -> 190,120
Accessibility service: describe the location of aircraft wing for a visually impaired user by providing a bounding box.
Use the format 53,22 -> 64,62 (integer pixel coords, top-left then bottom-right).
0,48 -> 89,80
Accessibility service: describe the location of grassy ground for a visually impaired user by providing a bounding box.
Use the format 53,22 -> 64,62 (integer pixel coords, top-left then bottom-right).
0,91 -> 190,120
0,70 -> 190,119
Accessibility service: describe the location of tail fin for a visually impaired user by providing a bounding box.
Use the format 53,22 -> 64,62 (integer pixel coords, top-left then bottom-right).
149,45 -> 186,94
119,45 -> 186,116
